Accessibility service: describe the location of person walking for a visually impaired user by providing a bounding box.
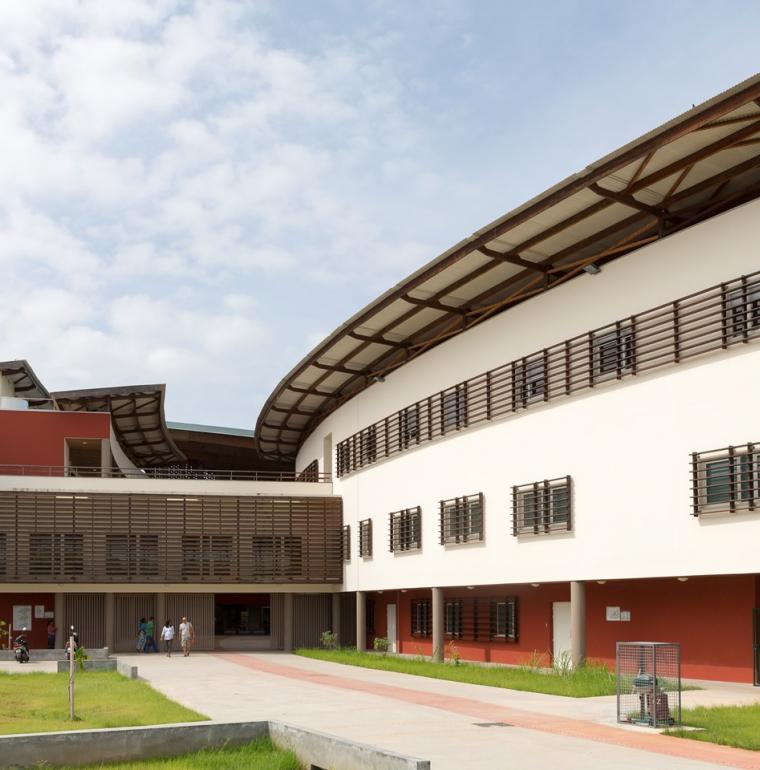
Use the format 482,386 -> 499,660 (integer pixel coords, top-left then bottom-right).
144,616 -> 158,653
136,617 -> 147,653
160,619 -> 175,657
179,616 -> 195,657
46,619 -> 57,649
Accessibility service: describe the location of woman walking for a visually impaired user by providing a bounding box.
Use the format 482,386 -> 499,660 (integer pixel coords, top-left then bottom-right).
160,620 -> 175,657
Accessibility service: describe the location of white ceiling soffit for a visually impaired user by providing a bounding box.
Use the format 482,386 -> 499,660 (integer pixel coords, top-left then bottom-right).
256,73 -> 760,460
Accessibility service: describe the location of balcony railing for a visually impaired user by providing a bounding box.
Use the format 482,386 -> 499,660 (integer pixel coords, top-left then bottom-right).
0,464 -> 331,482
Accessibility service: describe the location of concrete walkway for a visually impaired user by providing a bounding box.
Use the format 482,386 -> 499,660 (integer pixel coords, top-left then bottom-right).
122,651 -> 760,770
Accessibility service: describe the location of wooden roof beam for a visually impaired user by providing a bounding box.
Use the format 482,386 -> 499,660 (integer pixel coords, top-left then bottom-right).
287,385 -> 339,398
311,362 -> 366,376
348,331 -> 412,348
477,246 -> 548,272
402,294 -> 467,314
589,183 -> 664,217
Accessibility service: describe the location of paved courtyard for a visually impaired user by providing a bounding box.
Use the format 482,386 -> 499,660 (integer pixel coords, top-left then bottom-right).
119,651 -> 760,770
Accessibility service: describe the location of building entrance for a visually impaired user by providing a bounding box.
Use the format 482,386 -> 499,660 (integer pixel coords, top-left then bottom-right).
214,594 -> 271,650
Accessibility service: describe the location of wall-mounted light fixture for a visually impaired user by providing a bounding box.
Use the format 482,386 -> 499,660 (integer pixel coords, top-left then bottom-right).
530,583 -> 540,588
583,263 -> 601,275
596,580 -> 607,585
466,586 -> 474,590
372,374 -> 386,383
677,577 -> 689,582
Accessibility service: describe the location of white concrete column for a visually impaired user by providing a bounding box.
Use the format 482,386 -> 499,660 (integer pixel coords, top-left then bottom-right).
283,593 -> 294,652
54,593 -> 64,648
570,580 -> 587,668
104,593 -> 115,653
100,439 -> 111,477
331,593 -> 341,645
355,591 -> 366,651
431,587 -> 444,663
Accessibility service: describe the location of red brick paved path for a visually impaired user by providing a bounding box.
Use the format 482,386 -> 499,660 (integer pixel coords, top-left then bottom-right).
215,653 -> 760,770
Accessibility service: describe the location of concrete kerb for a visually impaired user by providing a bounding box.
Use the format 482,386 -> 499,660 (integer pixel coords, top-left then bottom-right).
0,719 -> 431,770
56,659 -> 117,673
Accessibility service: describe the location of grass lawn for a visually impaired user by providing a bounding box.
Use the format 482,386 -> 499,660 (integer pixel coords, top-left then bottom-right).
666,704 -> 760,751
0,671 -> 206,735
58,738 -> 301,769
295,648 -> 618,697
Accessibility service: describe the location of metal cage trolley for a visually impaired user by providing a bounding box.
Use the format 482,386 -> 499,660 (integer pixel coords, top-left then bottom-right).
616,642 -> 681,728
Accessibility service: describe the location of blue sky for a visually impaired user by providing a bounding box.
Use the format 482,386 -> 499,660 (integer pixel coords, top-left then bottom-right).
1,1 -> 759,428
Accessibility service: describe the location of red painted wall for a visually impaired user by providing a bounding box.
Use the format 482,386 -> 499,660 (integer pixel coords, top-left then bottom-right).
371,575 -> 757,682
0,593 -> 55,650
0,411 -> 110,468
586,575 -> 756,683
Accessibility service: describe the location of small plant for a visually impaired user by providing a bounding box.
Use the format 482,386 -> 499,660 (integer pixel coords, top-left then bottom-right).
74,645 -> 89,671
447,639 -> 461,665
320,630 -> 338,650
412,643 -> 426,662
372,636 -> 390,654
521,649 -> 549,673
552,650 -> 573,676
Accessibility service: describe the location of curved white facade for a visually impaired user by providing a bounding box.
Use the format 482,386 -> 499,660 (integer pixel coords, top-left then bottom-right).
298,197 -> 760,593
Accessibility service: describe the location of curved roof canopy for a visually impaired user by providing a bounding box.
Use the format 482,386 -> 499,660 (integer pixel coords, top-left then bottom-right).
0,360 -> 52,406
257,74 -> 760,460
52,384 -> 187,468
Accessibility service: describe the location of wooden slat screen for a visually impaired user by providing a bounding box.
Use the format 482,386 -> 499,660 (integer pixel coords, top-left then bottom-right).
166,593 -> 214,650
115,593 -> 155,652
63,593 -> 106,649
292,593 -> 331,648
337,270 -> 760,476
0,491 -> 343,584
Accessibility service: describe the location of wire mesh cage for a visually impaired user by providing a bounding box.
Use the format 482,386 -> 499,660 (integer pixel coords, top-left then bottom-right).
616,642 -> 681,728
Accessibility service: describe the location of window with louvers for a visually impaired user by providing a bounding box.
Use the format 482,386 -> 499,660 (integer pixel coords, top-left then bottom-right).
512,477 -> 572,535
441,384 -> 467,432
342,525 -> 351,561
0,532 -> 6,576
252,535 -> 303,578
389,507 -> 421,552
411,599 -> 431,636
106,534 -> 159,577
29,533 -> 84,577
359,519 -> 373,558
439,494 -> 484,544
444,600 -> 463,637
182,534 -> 233,577
490,597 -> 518,642
691,443 -> 760,515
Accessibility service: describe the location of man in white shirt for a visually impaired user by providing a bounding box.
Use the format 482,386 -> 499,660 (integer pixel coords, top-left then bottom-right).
179,616 -> 195,657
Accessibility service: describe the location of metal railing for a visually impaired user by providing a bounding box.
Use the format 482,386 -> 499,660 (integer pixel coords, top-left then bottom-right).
0,464 -> 331,483
337,270 -> 760,477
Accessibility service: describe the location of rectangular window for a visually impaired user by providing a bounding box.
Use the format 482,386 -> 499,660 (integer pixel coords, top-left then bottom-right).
514,356 -> 546,407
336,440 -> 352,477
399,405 -> 419,449
593,324 -> 634,380
439,493 -> 484,544
106,534 -> 159,577
389,507 -> 421,552
512,477 -> 572,535
411,599 -> 431,636
29,533 -> 84,577
252,535 -> 302,578
444,600 -> 463,637
182,534 -> 233,577
441,384 -> 467,432
693,444 -> 759,514
726,280 -> 760,339
491,598 -> 518,641
342,524 -> 351,561
359,519 -> 373,558
360,426 -> 377,464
